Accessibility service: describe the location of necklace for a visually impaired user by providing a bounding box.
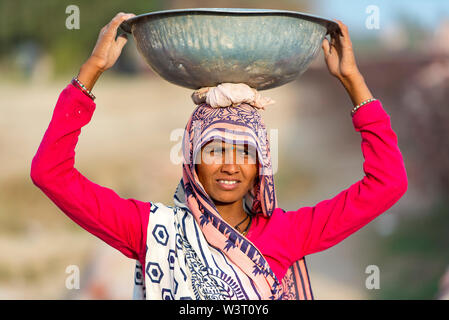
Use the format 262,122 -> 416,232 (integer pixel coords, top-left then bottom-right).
241,215 -> 252,236
234,213 -> 253,236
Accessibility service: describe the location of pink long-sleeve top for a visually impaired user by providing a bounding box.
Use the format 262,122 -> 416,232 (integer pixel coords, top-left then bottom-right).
30,83 -> 408,281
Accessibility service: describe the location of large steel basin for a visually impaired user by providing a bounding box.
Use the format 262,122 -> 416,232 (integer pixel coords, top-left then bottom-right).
119,8 -> 340,90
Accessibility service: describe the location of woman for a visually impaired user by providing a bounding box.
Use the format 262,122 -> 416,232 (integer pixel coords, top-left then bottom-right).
30,12 -> 408,300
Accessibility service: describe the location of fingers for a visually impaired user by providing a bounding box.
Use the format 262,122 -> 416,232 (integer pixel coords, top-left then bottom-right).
102,12 -> 136,38
322,38 -> 331,56
333,19 -> 353,49
322,35 -> 339,56
115,33 -> 128,50
110,12 -> 136,28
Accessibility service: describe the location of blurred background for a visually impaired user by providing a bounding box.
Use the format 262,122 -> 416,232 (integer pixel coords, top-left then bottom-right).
0,0 -> 448,299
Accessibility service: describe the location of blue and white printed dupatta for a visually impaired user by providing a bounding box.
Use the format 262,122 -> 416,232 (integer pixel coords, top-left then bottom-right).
133,101 -> 314,300
133,182 -> 263,300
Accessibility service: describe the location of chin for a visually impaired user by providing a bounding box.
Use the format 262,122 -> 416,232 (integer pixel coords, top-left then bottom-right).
211,192 -> 244,204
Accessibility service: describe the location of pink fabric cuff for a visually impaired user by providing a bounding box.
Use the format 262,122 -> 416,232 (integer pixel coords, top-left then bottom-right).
352,99 -> 389,130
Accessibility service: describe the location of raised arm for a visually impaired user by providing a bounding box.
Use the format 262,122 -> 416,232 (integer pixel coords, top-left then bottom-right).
292,20 -> 408,257
251,98 -> 408,278
287,99 -> 407,258
30,13 -> 150,262
249,21 -> 408,276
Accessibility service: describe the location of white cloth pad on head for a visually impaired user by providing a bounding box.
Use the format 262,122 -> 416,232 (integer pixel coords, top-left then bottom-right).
191,83 -> 276,110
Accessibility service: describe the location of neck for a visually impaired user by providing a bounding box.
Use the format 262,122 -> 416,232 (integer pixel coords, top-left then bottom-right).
214,198 -> 247,227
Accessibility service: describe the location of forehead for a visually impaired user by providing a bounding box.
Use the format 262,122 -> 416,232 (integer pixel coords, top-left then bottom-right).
201,140 -> 252,148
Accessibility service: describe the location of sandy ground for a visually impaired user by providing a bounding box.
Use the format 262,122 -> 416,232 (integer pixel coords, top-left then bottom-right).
0,69 -> 402,299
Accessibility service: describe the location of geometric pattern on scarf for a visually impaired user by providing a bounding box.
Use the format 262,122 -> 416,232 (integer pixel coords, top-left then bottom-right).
132,102 -> 314,300
179,102 -> 313,299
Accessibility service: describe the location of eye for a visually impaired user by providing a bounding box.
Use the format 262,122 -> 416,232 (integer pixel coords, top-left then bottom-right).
211,147 -> 223,154
236,145 -> 257,162
204,146 -> 223,157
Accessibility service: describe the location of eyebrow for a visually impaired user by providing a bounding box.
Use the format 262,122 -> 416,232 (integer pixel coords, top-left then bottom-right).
204,143 -> 252,149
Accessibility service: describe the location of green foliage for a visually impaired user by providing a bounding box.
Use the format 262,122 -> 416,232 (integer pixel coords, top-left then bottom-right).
0,0 -> 164,74
367,200 -> 449,299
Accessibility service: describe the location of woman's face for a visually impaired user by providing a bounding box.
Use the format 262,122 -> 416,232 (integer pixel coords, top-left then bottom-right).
195,140 -> 258,205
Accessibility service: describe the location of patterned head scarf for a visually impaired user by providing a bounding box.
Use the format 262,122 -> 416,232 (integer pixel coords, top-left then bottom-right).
183,104 -> 276,216
172,83 -> 313,299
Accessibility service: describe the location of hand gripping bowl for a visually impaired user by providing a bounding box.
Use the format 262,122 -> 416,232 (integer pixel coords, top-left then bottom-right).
119,8 -> 341,90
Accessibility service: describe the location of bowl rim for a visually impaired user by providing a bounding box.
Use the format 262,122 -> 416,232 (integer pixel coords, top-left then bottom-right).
119,7 -> 341,35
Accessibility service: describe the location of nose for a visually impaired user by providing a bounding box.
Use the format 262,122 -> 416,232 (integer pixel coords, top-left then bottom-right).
220,162 -> 240,175
220,148 -> 240,174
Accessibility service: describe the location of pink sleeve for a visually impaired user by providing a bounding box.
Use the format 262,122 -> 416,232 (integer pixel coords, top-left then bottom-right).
282,100 -> 408,261
30,83 -> 150,262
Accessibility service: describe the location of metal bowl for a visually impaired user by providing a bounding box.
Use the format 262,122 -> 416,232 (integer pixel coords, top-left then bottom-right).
119,8 -> 340,90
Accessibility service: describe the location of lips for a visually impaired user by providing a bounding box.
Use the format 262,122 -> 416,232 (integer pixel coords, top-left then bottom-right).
216,179 -> 240,190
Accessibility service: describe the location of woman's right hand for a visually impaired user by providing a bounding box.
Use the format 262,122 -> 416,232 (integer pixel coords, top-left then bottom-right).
88,12 -> 136,72
77,12 -> 135,91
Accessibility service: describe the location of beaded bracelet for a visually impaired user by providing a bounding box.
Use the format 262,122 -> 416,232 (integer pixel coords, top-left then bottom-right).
71,77 -> 96,101
351,98 -> 376,117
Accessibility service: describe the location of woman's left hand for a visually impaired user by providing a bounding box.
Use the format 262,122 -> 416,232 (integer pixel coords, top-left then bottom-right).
322,20 -> 361,82
321,20 -> 373,107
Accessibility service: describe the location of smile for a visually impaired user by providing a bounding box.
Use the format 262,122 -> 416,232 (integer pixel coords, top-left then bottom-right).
217,180 -> 239,185
216,179 -> 241,190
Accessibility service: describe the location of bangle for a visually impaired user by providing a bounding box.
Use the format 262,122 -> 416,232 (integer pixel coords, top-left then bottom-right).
71,77 -> 96,101
351,98 -> 376,117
